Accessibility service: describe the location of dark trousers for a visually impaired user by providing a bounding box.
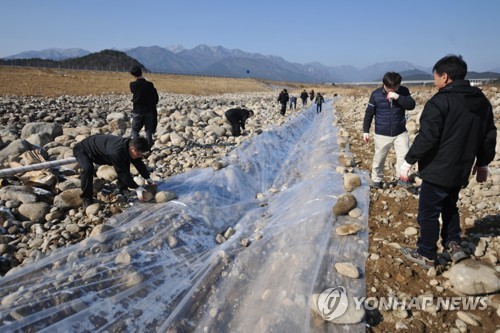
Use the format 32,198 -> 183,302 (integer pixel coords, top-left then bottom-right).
417,180 -> 462,260
289,100 -> 296,110
73,144 -> 94,199
280,103 -> 287,115
301,98 -> 307,106
316,104 -> 322,113
131,111 -> 157,149
229,121 -> 241,136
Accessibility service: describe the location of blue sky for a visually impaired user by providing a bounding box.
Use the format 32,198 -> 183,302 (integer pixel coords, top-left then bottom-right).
1,0 -> 499,72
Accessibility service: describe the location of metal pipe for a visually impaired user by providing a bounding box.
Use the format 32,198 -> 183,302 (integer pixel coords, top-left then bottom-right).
0,157 -> 77,178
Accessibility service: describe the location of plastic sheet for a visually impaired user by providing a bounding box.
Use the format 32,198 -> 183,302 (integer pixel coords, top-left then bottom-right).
0,101 -> 370,333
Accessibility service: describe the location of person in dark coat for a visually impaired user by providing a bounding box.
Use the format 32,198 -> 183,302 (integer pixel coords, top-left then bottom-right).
224,108 -> 254,136
130,66 -> 159,149
400,55 -> 497,269
300,90 -> 308,106
277,89 -> 289,115
73,134 -> 156,208
309,89 -> 315,101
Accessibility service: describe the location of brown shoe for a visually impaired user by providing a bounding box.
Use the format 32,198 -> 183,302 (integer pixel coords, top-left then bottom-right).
445,241 -> 469,263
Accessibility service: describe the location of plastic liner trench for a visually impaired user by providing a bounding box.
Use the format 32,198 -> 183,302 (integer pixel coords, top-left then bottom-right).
0,100 -> 369,332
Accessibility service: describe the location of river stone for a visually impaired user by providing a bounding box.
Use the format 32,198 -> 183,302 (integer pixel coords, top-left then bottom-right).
343,173 -> 361,192
18,202 -> 50,223
96,165 -> 117,181
53,188 -> 83,209
333,193 -> 357,216
0,186 -> 37,204
335,262 -> 360,279
443,259 -> 500,295
336,223 -> 362,236
21,122 -> 63,140
156,191 -> 177,203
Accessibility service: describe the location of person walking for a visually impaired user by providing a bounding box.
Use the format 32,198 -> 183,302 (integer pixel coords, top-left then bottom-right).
309,89 -> 315,102
224,108 -> 254,136
289,96 -> 297,110
130,66 -> 159,150
315,93 -> 325,114
277,89 -> 289,116
400,55 -> 497,269
300,89 -> 308,106
73,134 -> 156,208
362,72 -> 416,189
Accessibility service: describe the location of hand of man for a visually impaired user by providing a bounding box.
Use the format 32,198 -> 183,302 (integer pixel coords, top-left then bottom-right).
146,178 -> 157,187
135,186 -> 146,201
399,161 -> 413,182
472,165 -> 489,183
363,133 -> 370,143
387,92 -> 399,100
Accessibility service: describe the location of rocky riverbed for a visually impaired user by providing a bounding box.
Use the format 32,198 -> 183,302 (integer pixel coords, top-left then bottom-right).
0,86 -> 499,332
0,91 -> 289,275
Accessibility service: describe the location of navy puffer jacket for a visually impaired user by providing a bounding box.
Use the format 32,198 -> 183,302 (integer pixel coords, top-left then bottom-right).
363,86 -> 415,136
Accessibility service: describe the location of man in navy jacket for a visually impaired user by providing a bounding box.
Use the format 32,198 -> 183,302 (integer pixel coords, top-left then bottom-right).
363,72 -> 416,188
400,55 -> 497,269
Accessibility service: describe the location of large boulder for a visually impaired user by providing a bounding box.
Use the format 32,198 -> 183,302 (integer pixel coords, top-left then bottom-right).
53,188 -> 83,209
18,202 -> 51,223
21,122 -> 63,140
0,140 -> 37,164
0,186 -> 37,204
443,259 -> 500,295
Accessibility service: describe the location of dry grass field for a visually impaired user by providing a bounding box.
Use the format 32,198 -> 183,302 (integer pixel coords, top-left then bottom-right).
0,66 -> 362,97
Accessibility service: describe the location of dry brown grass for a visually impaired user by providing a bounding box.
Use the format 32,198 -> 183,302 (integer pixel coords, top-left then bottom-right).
0,66 -> 371,97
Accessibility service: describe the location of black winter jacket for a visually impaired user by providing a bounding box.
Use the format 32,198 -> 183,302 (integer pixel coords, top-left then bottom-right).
278,92 -> 289,104
78,135 -> 150,189
405,80 -> 497,187
225,108 -> 252,129
130,78 -> 159,114
363,86 -> 416,136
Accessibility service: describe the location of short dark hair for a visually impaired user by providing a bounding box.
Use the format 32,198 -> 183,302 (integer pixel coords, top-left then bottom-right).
382,72 -> 402,88
433,54 -> 467,80
130,137 -> 149,152
130,66 -> 143,77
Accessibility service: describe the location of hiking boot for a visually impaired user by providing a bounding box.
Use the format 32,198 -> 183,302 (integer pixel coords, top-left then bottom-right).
445,241 -> 469,263
401,247 -> 435,269
371,181 -> 383,189
398,179 -> 412,188
82,197 -> 94,209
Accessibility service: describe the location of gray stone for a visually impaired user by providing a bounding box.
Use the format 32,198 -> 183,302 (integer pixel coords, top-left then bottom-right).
443,259 -> 500,295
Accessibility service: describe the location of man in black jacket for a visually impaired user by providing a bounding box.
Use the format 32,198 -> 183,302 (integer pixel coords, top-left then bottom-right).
300,89 -> 308,106
224,108 -> 254,136
277,89 -> 289,116
363,72 -> 416,189
400,55 -> 497,269
73,135 -> 155,208
130,66 -> 159,149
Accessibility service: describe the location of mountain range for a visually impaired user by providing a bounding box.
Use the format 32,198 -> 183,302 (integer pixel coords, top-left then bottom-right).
3,45 -> 500,83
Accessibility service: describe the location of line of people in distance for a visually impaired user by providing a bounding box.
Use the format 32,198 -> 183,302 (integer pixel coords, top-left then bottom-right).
277,88 -> 325,115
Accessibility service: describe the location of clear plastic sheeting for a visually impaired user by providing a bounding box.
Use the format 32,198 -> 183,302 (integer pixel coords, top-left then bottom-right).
0,102 -> 370,333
